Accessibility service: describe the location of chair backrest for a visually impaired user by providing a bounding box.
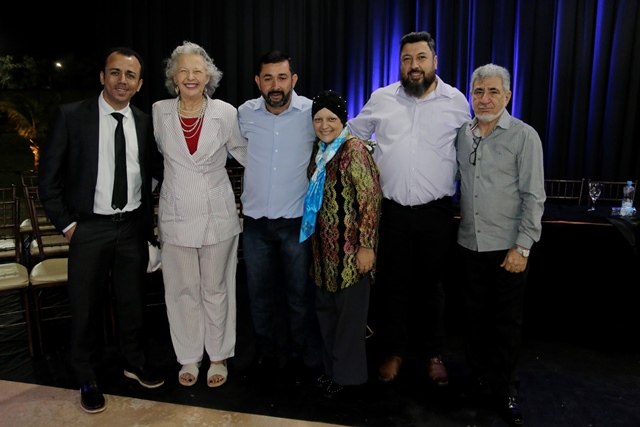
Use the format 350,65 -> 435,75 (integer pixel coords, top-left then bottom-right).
23,185 -> 69,263
227,164 -> 244,217
0,186 -> 21,263
19,170 -> 38,200
544,179 -> 585,205
588,180 -> 638,205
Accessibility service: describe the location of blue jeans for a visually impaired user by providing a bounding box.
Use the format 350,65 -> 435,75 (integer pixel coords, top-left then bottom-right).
243,216 -> 312,361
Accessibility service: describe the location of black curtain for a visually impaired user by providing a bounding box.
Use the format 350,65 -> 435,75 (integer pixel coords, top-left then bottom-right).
5,0 -> 638,181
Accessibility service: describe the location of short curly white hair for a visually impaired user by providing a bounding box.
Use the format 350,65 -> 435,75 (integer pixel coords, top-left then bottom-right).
163,41 -> 223,96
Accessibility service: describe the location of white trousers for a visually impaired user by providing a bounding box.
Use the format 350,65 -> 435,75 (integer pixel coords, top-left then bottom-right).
161,236 -> 238,365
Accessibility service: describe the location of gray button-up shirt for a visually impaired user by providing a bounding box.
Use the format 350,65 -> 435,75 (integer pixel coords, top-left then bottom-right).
456,111 -> 546,252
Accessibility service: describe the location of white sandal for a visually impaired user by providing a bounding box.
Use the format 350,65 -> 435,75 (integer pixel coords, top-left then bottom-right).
178,362 -> 201,386
207,361 -> 228,388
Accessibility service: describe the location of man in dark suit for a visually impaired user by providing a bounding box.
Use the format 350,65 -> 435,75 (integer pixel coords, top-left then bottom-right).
39,47 -> 164,414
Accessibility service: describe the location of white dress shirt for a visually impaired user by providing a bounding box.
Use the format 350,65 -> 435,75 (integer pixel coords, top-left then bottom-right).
95,91 -> 141,214
348,77 -> 470,206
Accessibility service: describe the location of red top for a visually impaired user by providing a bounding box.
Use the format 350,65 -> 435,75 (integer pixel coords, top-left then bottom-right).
181,117 -> 202,154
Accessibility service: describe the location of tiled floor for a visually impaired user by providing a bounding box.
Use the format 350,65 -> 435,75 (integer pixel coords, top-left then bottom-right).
0,380 -> 342,427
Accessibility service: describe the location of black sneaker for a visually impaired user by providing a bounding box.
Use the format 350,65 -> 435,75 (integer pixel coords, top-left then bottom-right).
123,364 -> 164,388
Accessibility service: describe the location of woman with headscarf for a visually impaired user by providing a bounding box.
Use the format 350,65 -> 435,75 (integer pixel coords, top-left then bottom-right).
300,90 -> 382,397
152,41 -> 247,388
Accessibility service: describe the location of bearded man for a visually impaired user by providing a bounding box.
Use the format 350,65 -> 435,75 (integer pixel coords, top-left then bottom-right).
348,31 -> 470,387
237,50 -> 318,385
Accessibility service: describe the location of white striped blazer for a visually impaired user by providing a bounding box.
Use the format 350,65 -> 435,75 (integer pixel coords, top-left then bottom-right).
152,97 -> 247,248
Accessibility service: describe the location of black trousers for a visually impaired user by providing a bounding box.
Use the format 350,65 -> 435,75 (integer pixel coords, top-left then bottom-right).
373,198 -> 454,361
459,245 -> 528,397
316,274 -> 370,386
67,210 -> 148,385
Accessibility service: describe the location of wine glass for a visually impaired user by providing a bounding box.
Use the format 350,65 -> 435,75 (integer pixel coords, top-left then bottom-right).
588,182 -> 602,211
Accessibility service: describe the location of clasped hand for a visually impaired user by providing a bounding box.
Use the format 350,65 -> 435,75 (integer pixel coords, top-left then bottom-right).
500,247 -> 528,274
356,247 -> 375,274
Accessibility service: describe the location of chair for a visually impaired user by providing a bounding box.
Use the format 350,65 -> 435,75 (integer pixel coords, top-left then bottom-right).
28,256 -> 68,354
21,185 -> 70,354
18,171 -> 56,264
588,180 -> 638,205
226,160 -> 245,260
544,179 -> 585,205
23,185 -> 69,267
0,185 -> 34,356
226,162 -> 244,218
1,186 -> 22,264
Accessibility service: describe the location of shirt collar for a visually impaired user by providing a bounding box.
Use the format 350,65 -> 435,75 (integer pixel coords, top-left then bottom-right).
253,90 -> 303,114
470,109 -> 513,136
98,90 -> 132,118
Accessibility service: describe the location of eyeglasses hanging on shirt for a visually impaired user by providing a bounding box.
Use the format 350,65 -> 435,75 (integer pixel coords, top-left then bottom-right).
469,136 -> 482,166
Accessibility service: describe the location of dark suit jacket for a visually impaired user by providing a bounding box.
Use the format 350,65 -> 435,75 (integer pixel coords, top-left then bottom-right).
39,96 -> 163,243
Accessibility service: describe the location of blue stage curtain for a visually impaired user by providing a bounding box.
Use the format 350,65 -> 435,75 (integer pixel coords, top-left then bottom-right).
14,0 -> 637,181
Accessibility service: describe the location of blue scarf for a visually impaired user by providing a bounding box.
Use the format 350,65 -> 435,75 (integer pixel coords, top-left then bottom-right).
299,127 -> 349,243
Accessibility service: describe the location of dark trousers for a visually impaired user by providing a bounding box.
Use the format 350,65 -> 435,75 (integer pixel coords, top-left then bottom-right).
316,274 -> 370,386
459,245 -> 528,396
373,198 -> 454,361
243,216 -> 312,362
67,210 -> 148,385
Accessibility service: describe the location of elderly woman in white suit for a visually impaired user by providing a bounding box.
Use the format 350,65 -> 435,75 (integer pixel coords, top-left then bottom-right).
152,41 -> 247,388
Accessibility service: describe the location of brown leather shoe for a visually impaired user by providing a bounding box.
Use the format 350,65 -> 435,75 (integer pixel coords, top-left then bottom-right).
378,355 -> 403,383
427,356 -> 449,386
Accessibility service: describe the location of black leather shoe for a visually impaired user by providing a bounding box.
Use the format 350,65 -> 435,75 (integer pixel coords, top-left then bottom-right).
123,364 -> 164,388
498,396 -> 524,425
80,380 -> 105,414
315,374 -> 332,388
324,380 -> 345,398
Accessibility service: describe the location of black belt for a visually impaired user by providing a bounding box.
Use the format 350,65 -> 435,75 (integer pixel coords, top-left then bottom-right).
93,209 -> 139,221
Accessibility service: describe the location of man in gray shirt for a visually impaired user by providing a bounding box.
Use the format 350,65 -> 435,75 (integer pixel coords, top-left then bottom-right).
456,63 -> 545,426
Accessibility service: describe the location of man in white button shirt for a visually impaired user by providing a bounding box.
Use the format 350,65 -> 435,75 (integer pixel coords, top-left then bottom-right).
348,31 -> 470,387
39,47 -> 165,414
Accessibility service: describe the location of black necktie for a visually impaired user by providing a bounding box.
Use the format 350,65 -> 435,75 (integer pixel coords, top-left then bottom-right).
111,112 -> 128,210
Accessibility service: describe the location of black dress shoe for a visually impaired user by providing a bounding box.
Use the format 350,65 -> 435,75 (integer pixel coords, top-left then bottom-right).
498,396 -> 524,425
324,380 -> 345,398
324,381 -> 364,399
123,364 -> 164,388
80,380 -> 105,414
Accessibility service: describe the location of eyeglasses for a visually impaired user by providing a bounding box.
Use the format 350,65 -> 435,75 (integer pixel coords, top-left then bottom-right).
469,136 -> 481,165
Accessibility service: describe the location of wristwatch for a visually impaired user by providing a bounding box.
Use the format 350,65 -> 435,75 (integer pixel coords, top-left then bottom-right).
514,246 -> 530,258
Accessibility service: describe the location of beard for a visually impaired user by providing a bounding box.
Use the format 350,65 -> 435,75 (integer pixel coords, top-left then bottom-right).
262,89 -> 292,108
475,106 -> 506,123
401,67 -> 437,98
